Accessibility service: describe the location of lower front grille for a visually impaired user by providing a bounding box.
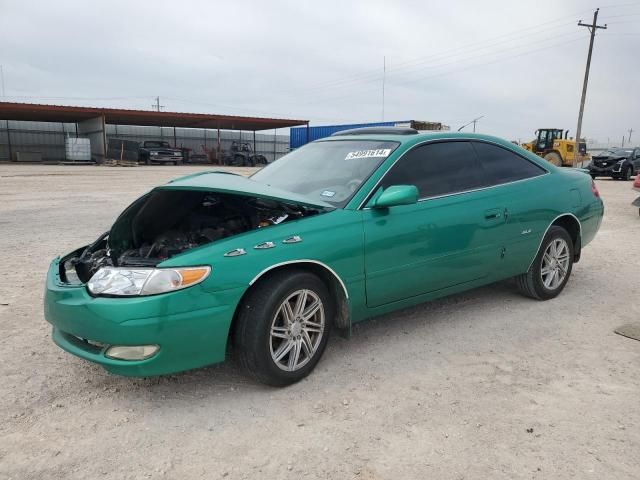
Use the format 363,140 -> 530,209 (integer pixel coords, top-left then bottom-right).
60,331 -> 107,354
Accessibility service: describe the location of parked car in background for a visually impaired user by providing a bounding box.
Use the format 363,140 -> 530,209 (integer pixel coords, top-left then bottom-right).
138,140 -> 184,165
44,129 -> 604,386
588,147 -> 640,180
221,141 -> 268,166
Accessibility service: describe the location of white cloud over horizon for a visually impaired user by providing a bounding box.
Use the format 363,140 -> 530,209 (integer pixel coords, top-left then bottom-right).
0,0 -> 638,143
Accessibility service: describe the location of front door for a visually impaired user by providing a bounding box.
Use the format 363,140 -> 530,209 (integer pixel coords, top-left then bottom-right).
362,141 -> 507,308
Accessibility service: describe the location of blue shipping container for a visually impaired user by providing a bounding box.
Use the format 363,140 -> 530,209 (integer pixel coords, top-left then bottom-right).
290,120 -> 411,149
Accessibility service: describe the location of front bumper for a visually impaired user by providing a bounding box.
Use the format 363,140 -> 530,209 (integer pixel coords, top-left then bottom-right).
44,258 -> 243,376
151,155 -> 182,163
588,163 -> 624,177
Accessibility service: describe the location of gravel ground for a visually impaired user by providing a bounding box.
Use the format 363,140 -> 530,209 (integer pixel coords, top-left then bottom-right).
1,164 -> 639,480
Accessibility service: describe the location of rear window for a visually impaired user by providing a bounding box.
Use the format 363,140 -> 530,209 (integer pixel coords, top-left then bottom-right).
145,141 -> 170,148
472,142 -> 545,185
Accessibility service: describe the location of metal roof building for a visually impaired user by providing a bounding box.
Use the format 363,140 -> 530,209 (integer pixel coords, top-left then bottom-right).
0,102 -> 308,163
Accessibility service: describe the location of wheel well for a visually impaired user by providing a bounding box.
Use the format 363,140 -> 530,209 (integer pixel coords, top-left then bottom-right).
552,215 -> 581,262
229,263 -> 351,343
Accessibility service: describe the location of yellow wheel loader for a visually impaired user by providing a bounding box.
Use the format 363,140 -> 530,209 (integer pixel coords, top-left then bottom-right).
521,128 -> 590,167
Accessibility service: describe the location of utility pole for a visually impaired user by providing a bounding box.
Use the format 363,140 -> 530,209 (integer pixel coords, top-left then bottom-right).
382,56 -> 386,122
628,128 -> 633,144
574,8 -> 607,167
152,96 -> 164,112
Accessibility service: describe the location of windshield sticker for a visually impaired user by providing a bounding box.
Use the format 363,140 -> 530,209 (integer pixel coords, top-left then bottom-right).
345,149 -> 392,160
321,190 -> 336,197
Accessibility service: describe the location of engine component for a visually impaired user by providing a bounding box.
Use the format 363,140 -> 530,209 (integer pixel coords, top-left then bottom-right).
61,191 -> 322,284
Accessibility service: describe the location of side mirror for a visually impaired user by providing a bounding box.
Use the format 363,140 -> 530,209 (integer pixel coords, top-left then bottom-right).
372,185 -> 419,208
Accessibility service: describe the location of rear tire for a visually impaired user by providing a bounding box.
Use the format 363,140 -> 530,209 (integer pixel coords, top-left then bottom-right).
232,270 -> 333,386
515,226 -> 574,300
544,151 -> 563,166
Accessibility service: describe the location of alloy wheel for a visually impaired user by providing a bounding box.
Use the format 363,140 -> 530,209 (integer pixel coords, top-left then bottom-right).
540,238 -> 570,290
269,289 -> 325,372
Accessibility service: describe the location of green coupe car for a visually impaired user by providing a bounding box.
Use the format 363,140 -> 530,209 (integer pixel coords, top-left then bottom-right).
44,128 -> 604,386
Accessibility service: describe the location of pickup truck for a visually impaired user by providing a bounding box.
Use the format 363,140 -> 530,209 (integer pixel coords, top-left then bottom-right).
138,141 -> 184,165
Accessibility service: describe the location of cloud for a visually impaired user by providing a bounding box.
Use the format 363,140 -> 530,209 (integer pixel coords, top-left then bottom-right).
0,0 -> 638,142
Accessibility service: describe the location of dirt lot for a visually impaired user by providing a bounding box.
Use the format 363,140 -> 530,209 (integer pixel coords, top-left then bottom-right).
1,164 -> 639,480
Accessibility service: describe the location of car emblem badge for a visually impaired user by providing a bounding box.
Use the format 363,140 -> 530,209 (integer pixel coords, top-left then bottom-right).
224,248 -> 246,257
283,235 -> 302,244
254,241 -> 276,250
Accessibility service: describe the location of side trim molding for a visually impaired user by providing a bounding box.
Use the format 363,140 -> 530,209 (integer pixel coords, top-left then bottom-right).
248,259 -> 349,299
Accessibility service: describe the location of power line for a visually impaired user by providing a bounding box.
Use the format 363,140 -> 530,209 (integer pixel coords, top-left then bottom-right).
289,32 -> 585,107
272,10 -> 593,97
273,27 -> 585,106
458,116 -> 484,133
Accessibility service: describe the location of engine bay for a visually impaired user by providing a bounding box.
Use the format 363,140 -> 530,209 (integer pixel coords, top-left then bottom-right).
61,190 -> 325,283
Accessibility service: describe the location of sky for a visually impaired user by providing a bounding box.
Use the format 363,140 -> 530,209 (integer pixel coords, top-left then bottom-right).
0,0 -> 639,143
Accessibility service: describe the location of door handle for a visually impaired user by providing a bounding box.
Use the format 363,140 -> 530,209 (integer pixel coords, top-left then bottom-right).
484,208 -> 502,220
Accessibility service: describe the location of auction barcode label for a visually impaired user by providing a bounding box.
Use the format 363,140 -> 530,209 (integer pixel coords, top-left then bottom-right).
345,149 -> 392,160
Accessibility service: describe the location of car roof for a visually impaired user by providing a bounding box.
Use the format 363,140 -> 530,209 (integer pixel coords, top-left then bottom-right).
317,131 -> 515,148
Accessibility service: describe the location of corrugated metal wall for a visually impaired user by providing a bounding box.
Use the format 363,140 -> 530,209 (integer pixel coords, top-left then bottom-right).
0,120 -> 78,161
0,121 -> 290,162
289,120 -> 450,149
290,121 -> 400,149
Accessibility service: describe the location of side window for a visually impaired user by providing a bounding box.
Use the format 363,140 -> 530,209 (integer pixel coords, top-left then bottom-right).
381,141 -> 485,199
472,141 -> 545,185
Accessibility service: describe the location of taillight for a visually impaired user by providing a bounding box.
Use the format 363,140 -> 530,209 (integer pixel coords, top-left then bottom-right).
591,179 -> 600,198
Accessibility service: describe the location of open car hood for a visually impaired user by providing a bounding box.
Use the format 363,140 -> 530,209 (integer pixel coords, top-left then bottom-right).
159,171 -> 335,209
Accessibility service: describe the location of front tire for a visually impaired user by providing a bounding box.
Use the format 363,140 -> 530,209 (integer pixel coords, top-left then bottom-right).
515,226 -> 574,300
232,270 -> 333,386
623,166 -> 632,181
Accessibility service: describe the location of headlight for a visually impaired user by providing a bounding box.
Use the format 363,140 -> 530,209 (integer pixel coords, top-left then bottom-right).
150,151 -> 159,156
87,266 -> 210,296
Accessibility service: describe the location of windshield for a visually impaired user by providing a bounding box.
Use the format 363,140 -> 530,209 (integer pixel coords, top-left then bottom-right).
251,139 -> 400,207
146,141 -> 171,148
